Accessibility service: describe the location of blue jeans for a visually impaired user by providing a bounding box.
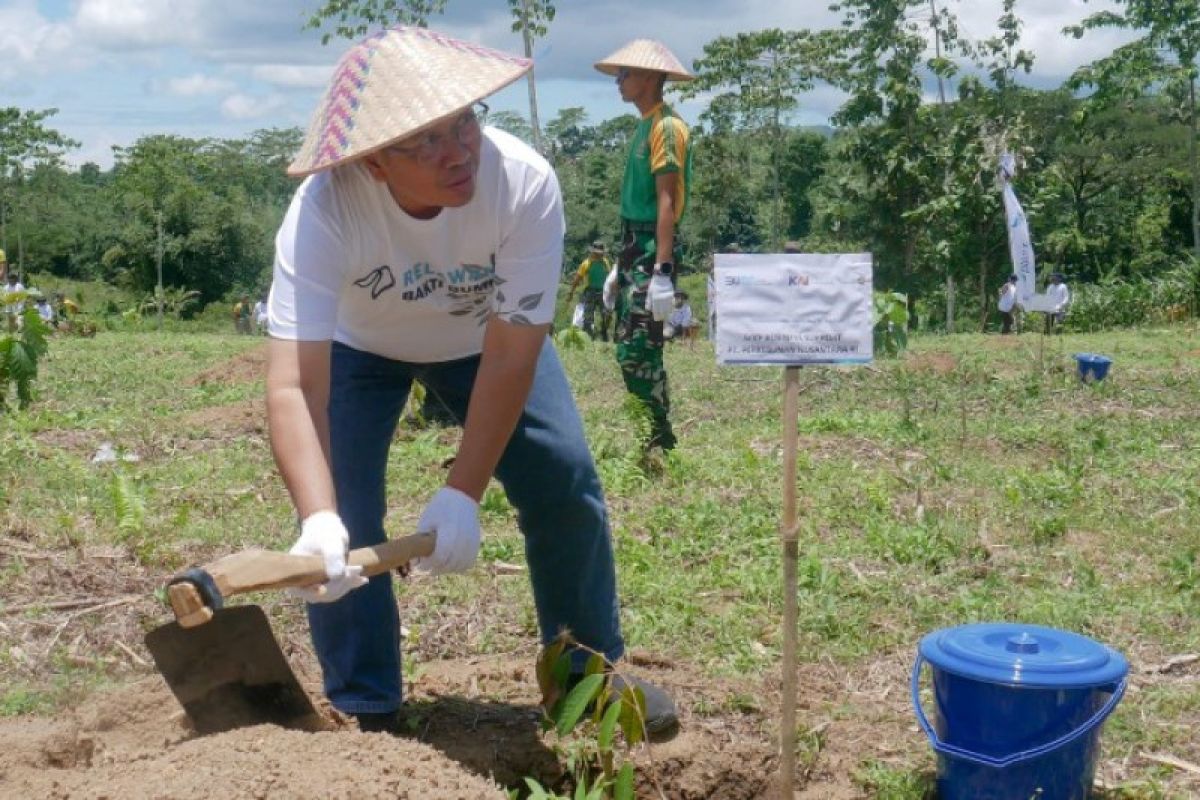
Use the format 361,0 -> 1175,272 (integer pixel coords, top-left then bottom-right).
308,339 -> 624,714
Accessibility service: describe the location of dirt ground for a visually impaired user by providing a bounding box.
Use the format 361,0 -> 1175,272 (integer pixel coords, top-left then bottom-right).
0,527 -> 917,800
0,640 -> 906,800
7,344 -> 1185,799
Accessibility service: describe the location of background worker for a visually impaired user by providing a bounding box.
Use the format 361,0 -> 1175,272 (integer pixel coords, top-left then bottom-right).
664,290 -> 692,341
234,294 -> 253,334
266,26 -> 677,738
565,241 -> 613,340
998,274 -> 1018,334
1046,272 -> 1070,333
596,39 -> 694,453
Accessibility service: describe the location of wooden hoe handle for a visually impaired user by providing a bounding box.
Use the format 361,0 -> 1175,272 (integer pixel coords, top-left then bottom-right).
167,532 -> 436,628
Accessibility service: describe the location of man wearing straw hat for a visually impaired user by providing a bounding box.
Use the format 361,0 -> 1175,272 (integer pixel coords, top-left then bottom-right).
267,26 -> 677,736
565,240 -> 613,340
596,39 -> 694,453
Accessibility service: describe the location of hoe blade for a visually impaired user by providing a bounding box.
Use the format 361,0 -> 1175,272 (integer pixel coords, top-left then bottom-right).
145,605 -> 320,735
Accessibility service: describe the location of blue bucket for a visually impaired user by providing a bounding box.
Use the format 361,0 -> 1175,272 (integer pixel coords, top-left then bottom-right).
913,623 -> 1128,800
1074,353 -> 1113,383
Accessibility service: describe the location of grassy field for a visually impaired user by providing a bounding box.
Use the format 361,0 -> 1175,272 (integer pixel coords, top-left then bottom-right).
2,322 -> 1199,797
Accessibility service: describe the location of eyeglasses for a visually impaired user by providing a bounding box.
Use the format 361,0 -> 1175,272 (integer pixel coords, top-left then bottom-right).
616,67 -> 631,83
388,102 -> 488,166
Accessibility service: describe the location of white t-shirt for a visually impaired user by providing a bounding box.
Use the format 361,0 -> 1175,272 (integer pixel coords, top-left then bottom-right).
668,304 -> 692,329
4,280 -> 24,313
269,128 -> 564,363
1047,282 -> 1070,313
998,283 -> 1016,313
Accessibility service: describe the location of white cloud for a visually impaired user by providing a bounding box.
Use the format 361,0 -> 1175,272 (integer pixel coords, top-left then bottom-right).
165,74 -> 236,97
220,93 -> 289,121
251,64 -> 335,90
73,0 -> 204,49
0,0 -> 79,79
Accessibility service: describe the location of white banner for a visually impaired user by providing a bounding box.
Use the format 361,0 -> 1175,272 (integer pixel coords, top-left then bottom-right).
999,154 -> 1056,313
714,253 -> 873,366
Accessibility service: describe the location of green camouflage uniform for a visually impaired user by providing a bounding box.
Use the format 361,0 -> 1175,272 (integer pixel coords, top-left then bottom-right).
615,224 -> 675,449
613,102 -> 691,451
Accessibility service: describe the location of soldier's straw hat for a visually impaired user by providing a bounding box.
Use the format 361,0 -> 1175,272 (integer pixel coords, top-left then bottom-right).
288,26 -> 532,177
594,39 -> 694,82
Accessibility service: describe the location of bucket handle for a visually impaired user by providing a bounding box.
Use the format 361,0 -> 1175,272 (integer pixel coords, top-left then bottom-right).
911,654 -> 1127,770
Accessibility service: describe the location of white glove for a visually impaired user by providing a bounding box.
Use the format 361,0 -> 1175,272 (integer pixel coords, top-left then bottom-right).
414,487 -> 481,575
648,269 -> 675,322
288,511 -> 367,603
601,267 -> 619,312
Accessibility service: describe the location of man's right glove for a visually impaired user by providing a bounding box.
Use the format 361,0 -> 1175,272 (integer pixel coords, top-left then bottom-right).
648,267 -> 675,322
288,511 -> 367,604
414,486 -> 481,575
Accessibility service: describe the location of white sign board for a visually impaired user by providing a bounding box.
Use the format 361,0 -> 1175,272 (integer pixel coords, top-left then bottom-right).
714,253 -> 874,366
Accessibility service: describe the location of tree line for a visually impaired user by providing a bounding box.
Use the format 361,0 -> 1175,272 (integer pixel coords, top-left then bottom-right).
1,0 -> 1197,330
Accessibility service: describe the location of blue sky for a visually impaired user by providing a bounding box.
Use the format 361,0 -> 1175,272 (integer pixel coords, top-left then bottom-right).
2,0 -> 1132,168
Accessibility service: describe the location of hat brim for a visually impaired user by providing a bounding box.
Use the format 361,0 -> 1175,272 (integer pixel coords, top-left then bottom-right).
594,61 -> 694,82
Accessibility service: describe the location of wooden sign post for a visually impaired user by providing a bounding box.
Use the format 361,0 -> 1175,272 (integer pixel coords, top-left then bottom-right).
713,253 -> 873,798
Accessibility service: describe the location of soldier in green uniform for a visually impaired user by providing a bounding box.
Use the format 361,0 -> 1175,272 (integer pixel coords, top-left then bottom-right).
594,40 -> 693,452
565,241 -> 613,340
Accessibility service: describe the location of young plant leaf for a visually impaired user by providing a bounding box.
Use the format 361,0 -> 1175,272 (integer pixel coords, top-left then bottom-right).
598,697 -> 623,751
616,683 -> 647,746
555,673 -> 604,736
614,762 -> 635,800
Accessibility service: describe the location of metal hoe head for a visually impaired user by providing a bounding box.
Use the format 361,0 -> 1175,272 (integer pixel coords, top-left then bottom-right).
145,605 -> 321,735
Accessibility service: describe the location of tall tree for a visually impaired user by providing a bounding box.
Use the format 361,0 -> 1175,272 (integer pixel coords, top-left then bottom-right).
1067,0 -> 1200,255
0,108 -> 78,276
681,29 -> 817,249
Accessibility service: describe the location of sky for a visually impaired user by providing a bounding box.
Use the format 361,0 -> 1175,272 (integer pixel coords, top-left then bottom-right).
1,0 -> 1136,169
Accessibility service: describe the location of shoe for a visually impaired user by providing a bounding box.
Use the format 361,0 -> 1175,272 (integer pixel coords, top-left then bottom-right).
353,710 -> 402,733
565,672 -> 679,741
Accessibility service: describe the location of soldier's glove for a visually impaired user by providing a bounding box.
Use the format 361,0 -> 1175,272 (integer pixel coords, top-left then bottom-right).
602,267 -> 619,312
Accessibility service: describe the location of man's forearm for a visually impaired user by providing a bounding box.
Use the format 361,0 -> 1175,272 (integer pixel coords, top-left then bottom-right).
656,215 -> 675,265
267,383 -> 337,519
446,322 -> 546,501
266,338 -> 337,521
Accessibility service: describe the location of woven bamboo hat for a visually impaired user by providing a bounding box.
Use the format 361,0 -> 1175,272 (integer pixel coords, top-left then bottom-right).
594,39 -> 694,82
288,26 -> 532,177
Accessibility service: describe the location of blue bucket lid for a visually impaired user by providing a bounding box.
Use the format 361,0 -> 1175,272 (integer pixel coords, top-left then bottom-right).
919,623 -> 1128,689
1074,353 -> 1111,364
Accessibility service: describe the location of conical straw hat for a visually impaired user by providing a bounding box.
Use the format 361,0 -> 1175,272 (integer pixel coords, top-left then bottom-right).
594,39 -> 693,82
288,26 -> 532,177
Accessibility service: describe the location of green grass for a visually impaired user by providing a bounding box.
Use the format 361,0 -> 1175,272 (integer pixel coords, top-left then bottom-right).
1,323 -> 1199,794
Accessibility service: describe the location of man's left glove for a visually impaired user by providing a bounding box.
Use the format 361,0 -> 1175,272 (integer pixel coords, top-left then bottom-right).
288,511 -> 368,604
414,487 -> 481,575
648,265 -> 675,322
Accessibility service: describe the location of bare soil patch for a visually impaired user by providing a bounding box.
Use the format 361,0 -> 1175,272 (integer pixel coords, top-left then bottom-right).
186,344 -> 268,387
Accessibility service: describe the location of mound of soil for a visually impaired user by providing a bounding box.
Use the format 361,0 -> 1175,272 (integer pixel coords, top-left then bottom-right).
0,678 -> 505,799
0,656 -> 794,800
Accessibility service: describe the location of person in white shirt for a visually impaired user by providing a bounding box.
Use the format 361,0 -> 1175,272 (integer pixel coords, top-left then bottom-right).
253,294 -> 268,335
664,290 -> 693,340
267,26 -> 676,738
1045,272 -> 1070,334
3,272 -> 25,316
35,294 -> 54,324
997,274 -> 1018,335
